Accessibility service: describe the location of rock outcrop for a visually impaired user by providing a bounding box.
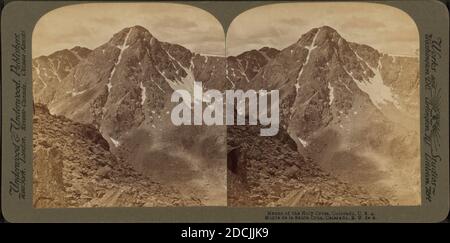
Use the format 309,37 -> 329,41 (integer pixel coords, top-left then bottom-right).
33,103 -> 201,208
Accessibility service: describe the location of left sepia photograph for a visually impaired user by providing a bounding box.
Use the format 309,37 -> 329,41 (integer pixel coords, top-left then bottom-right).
32,3 -> 227,208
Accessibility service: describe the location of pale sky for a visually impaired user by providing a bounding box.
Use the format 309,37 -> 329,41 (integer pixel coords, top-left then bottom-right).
226,2 -> 419,56
33,2 -> 419,58
32,3 -> 225,57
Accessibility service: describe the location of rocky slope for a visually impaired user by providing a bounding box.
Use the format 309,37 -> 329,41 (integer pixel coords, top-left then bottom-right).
33,103 -> 201,208
227,123 -> 389,207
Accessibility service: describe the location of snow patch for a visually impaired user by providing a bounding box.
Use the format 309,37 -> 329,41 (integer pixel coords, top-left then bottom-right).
110,137 -> 121,147
71,89 -> 87,97
295,29 -> 320,88
347,64 -> 399,109
295,83 -> 300,93
328,82 -> 335,105
107,78 -> 113,92
161,50 -> 197,96
190,58 -> 196,70
360,61 -> 400,109
350,48 -> 400,109
140,81 -> 147,105
106,28 -> 133,93
298,137 -> 309,147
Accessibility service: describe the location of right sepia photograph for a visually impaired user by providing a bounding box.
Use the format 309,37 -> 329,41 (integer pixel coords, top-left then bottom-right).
226,2 -> 420,207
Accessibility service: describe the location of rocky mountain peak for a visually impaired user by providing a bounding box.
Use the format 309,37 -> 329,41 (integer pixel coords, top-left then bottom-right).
109,25 -> 157,47
316,25 -> 341,36
70,46 -> 92,59
297,26 -> 342,47
258,47 -> 280,58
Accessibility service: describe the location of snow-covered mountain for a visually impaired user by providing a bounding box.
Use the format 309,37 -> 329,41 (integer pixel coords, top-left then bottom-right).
33,26 -> 225,143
